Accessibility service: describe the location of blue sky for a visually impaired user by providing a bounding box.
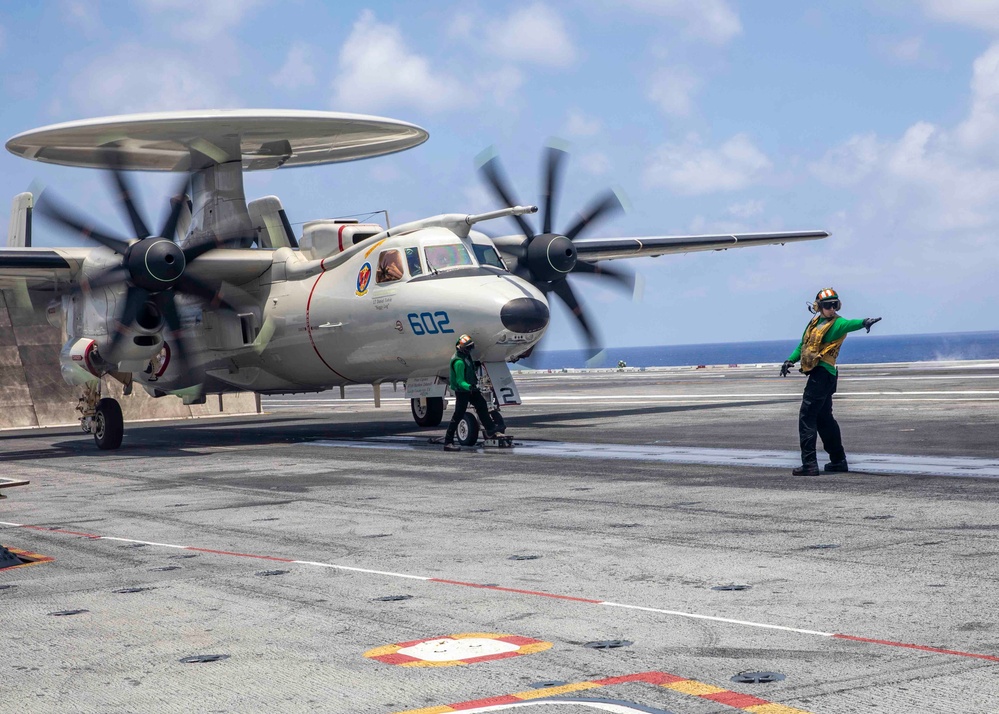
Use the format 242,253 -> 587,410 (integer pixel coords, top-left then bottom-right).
3,1 -> 999,349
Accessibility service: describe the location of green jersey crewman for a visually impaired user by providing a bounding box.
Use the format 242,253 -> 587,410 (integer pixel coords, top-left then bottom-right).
781,288 -> 881,475
443,334 -> 505,451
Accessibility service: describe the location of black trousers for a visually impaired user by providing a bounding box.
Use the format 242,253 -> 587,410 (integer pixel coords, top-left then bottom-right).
798,367 -> 846,466
444,390 -> 497,443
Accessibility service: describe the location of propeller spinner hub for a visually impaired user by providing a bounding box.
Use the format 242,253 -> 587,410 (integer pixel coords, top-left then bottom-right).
527,233 -> 577,282
126,237 -> 187,292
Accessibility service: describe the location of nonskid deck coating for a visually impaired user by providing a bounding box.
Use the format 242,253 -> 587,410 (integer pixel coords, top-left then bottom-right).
308,437 -> 999,479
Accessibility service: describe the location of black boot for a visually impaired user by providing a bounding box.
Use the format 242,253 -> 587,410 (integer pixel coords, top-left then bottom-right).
824,460 -> 849,473
792,463 -> 820,476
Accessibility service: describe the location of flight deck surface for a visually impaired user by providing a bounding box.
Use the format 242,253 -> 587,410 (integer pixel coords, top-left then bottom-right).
2,361 -> 998,713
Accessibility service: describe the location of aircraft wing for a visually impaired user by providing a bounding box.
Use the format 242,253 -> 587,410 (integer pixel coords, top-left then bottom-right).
0,247 -> 276,291
0,247 -> 88,291
572,230 -> 830,262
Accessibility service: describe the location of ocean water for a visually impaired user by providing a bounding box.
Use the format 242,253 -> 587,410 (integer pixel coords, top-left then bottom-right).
530,331 -> 999,371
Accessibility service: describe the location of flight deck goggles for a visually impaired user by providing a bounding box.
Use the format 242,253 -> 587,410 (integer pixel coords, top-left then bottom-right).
818,300 -> 841,310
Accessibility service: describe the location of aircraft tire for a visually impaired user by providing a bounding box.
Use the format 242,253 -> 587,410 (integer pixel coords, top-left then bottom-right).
411,397 -> 444,427
93,398 -> 124,451
456,414 -> 479,447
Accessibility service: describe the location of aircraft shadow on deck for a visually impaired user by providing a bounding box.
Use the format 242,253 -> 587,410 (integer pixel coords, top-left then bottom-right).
0,399 -> 789,462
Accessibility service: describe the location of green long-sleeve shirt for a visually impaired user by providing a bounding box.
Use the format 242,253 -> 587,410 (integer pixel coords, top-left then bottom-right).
449,352 -> 478,392
787,316 -> 866,376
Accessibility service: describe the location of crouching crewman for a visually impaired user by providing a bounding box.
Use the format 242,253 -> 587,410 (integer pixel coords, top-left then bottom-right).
443,334 -> 505,452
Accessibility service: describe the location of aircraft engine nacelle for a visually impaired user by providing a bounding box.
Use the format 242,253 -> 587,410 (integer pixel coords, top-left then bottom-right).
59,338 -> 102,386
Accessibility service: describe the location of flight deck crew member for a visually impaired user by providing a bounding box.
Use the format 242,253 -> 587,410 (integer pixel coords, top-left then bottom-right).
780,288 -> 881,475
443,334 -> 505,452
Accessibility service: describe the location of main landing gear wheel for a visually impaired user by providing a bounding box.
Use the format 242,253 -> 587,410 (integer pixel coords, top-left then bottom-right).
456,414 -> 479,447
411,397 -> 444,427
93,398 -> 124,451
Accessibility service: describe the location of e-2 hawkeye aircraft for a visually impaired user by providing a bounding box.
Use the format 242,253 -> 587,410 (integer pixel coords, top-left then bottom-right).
0,110 -> 829,450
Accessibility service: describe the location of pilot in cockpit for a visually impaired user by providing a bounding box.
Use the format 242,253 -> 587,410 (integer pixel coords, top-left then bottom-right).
376,250 -> 405,283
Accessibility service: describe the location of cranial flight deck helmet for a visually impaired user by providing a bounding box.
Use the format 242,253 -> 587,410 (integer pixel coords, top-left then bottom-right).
809,288 -> 842,314
456,334 -> 475,352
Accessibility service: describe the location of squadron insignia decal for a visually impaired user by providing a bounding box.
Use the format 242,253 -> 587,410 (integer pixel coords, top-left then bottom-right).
356,262 -> 372,296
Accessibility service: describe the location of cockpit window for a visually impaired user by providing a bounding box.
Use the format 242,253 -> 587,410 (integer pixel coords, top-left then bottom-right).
424,243 -> 473,271
376,249 -> 405,283
404,246 -> 423,277
472,244 -> 506,269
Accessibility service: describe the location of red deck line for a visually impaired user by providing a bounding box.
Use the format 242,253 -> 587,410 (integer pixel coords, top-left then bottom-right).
8,520 -> 999,665
184,547 -> 295,562
429,578 -> 602,603
19,525 -> 100,539
834,634 -> 999,662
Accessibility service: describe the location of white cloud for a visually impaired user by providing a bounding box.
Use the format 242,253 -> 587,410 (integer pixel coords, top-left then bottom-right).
61,1 -> 104,38
332,11 -> 464,113
564,109 -> 601,136
474,66 -> 525,109
873,35 -> 926,65
484,3 -> 577,68
69,44 -> 238,114
810,133 -> 883,186
647,67 -> 701,116
270,43 -> 316,90
137,0 -> 264,42
578,151 -> 610,176
920,0 -> 999,33
956,42 -> 999,153
808,42 -> 999,251
643,133 -> 772,194
726,200 -> 765,219
618,0 -> 741,44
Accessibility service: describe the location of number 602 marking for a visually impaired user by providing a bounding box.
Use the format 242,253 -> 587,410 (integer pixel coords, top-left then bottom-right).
408,311 -> 454,335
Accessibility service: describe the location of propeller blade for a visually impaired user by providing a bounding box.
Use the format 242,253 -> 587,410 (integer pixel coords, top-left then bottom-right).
107,168 -> 151,239
175,274 -> 238,311
154,291 -> 192,378
160,175 -> 192,243
541,146 -> 567,234
571,260 -> 636,293
75,265 -> 130,296
106,286 -> 150,358
479,156 -> 536,239
563,190 -> 624,242
550,278 -> 601,358
35,192 -> 132,254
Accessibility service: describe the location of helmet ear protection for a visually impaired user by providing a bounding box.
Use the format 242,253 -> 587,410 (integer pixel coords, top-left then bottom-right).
809,288 -> 841,314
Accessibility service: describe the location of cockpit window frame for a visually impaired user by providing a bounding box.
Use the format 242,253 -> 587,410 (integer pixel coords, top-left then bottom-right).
471,242 -> 506,270
375,248 -> 406,284
423,242 -> 474,273
404,246 -> 423,277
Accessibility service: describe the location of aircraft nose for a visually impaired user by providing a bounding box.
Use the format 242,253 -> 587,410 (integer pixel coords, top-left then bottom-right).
500,297 -> 550,334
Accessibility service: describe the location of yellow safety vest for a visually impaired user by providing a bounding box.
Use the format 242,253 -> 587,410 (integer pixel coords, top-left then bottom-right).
800,316 -> 846,374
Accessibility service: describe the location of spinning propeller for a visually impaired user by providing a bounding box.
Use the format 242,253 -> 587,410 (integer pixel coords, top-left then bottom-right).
479,145 -> 635,359
36,159 -> 243,375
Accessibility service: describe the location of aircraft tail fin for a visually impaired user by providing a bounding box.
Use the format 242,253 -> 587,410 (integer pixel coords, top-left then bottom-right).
7,192 -> 33,247
248,196 -> 299,249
